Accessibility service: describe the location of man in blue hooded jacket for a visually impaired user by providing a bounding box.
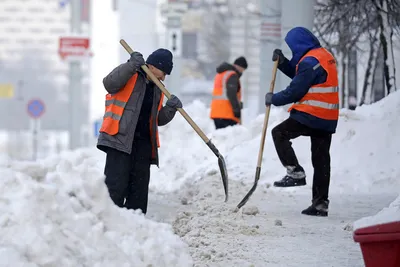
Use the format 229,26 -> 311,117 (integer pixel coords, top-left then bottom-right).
265,27 -> 339,217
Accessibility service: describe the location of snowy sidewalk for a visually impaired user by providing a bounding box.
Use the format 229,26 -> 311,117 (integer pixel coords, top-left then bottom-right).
2,91 -> 400,266
147,177 -> 397,267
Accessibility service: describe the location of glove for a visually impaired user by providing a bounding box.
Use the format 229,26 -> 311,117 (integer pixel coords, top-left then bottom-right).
129,52 -> 145,71
272,49 -> 285,65
233,109 -> 241,119
265,92 -> 273,106
166,95 -> 182,109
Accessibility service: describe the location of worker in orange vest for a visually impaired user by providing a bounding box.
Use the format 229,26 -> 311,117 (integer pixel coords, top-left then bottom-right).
265,27 -> 339,217
97,49 -> 182,214
210,56 -> 248,129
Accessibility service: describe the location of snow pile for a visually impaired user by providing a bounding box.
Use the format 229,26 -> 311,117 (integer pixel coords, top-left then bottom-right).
353,194 -> 400,230
150,91 -> 400,266
151,99 -> 292,193
152,91 -> 400,195
1,89 -> 399,266
0,150 -> 192,267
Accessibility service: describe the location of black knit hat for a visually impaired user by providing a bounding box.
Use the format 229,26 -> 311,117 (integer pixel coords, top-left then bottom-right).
234,56 -> 248,69
146,48 -> 174,75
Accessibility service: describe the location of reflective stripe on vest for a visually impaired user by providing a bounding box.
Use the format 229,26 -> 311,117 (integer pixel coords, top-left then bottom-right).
209,70 -> 242,122
288,47 -> 339,121
297,100 -> 339,110
308,86 -> 338,93
105,99 -> 126,107
211,70 -> 236,100
100,73 -> 165,153
103,99 -> 127,120
103,112 -> 121,120
100,73 -> 138,135
150,93 -> 165,155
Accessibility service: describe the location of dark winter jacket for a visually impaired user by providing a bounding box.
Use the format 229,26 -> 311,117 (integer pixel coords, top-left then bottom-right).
215,62 -> 242,118
97,58 -> 177,166
271,27 -> 338,133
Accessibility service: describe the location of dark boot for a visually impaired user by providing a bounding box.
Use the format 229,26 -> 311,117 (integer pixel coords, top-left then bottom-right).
301,200 -> 329,217
273,176 -> 306,187
274,166 -> 306,187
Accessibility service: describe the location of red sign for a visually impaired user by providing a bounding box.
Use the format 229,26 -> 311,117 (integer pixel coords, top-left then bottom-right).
58,37 -> 91,60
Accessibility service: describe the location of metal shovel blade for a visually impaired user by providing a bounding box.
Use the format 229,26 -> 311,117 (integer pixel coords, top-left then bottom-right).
217,154 -> 229,202
236,166 -> 261,210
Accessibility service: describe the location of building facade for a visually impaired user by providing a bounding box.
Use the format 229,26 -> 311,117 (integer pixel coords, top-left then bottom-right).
0,0 -> 91,132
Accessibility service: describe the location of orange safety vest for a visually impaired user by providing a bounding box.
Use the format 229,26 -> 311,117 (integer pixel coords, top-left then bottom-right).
209,70 -> 242,123
288,47 -> 339,121
100,73 -> 164,149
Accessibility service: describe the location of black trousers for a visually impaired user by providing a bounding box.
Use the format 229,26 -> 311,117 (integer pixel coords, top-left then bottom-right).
104,139 -> 152,214
214,118 -> 238,129
271,118 -> 332,203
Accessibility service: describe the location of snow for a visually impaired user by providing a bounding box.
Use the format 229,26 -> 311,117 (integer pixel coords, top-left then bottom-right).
1,90 -> 400,266
353,195 -> 400,231
0,151 -> 192,267
152,90 -> 400,195
147,90 -> 400,266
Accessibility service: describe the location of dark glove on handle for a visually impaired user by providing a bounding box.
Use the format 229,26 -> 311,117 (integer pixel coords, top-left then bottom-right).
166,94 -> 183,109
129,52 -> 145,71
265,92 -> 273,106
272,49 -> 285,65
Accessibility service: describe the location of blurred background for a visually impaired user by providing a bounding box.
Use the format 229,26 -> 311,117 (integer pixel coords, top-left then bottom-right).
0,0 -> 398,160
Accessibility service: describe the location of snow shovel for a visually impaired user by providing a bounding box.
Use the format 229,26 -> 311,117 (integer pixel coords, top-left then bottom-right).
119,39 -> 229,202
235,59 -> 279,211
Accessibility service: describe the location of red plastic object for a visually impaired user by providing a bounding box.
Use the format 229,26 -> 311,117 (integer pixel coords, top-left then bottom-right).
353,221 -> 400,267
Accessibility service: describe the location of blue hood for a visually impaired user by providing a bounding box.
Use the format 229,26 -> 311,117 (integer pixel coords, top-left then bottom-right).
284,27 -> 321,67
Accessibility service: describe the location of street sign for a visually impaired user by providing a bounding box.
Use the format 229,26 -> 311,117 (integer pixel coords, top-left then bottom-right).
172,33 -> 177,52
166,16 -> 182,28
168,28 -> 182,57
27,99 -> 45,119
260,22 -> 281,41
94,119 -> 102,137
58,36 -> 92,60
0,84 -> 14,98
59,0 -> 70,8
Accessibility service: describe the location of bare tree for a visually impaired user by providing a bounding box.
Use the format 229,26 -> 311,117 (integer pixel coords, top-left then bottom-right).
373,0 -> 399,94
196,3 -> 231,79
360,29 -> 381,105
315,0 -> 400,107
315,0 -> 368,108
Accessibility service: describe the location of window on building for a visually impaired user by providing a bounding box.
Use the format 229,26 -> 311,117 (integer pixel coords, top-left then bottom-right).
38,39 -> 53,45
17,17 -> 34,23
29,28 -> 44,34
5,27 -> 22,33
42,17 -> 55,23
16,39 -> 32,45
182,32 -> 198,60
28,7 -> 45,13
0,16 -> 11,22
49,28 -> 66,34
4,7 -> 21,13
